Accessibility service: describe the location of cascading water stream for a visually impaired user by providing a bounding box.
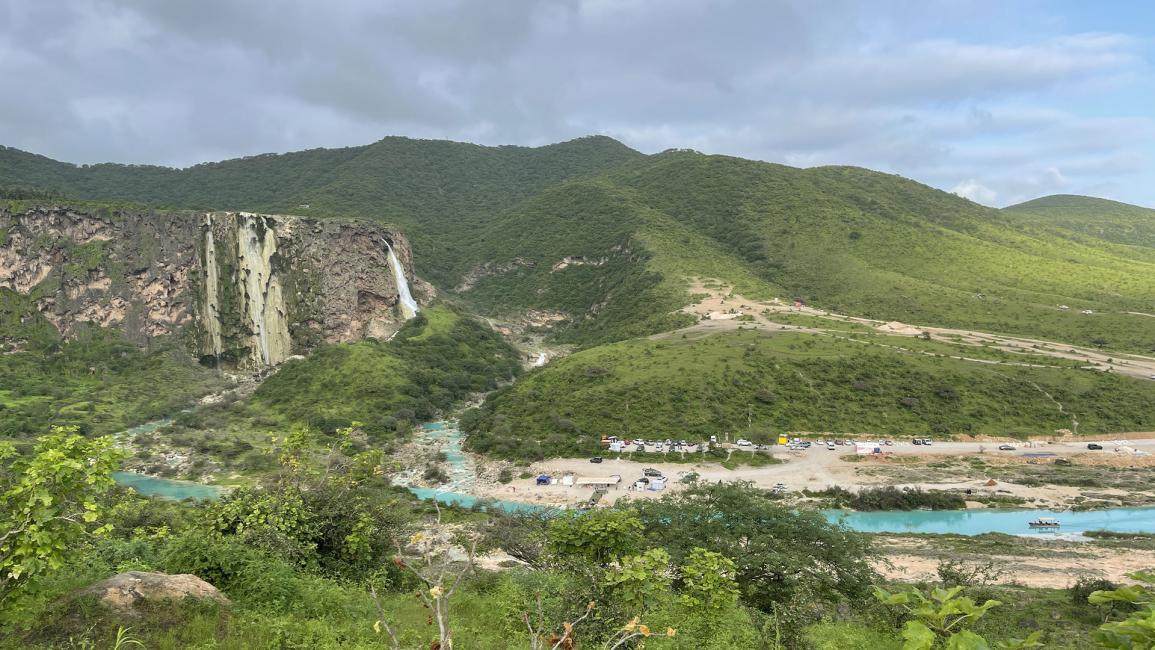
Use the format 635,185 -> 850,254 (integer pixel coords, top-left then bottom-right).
385,240 -> 419,319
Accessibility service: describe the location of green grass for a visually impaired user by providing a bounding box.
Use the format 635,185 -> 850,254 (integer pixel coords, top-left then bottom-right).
250,305 -> 520,430
462,329 -> 1155,459
1005,194 -> 1155,249
0,290 -> 225,437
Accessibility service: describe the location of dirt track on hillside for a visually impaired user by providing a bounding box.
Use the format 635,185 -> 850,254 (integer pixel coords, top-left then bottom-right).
659,279 -> 1155,382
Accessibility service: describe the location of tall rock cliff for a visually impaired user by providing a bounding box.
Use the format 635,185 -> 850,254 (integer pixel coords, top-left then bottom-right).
0,206 -> 429,368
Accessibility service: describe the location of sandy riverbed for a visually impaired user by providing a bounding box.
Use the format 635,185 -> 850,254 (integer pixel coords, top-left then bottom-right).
876,535 -> 1155,588
467,436 -> 1155,510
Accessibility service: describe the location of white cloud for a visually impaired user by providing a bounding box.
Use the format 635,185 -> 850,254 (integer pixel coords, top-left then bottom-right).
0,0 -> 1150,206
951,179 -> 998,204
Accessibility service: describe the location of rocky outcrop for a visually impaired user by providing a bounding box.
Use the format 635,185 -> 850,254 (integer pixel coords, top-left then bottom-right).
454,257 -> 535,292
0,206 -> 431,368
75,571 -> 229,616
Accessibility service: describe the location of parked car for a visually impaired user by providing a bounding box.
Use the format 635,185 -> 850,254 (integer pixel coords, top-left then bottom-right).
998,444 -> 1016,451
801,441 -> 812,448
643,467 -> 662,477
923,439 -> 933,446
736,439 -> 752,447
912,438 -> 923,445
590,457 -> 603,463
883,440 -> 894,446
826,444 -> 836,450
1087,443 -> 1104,450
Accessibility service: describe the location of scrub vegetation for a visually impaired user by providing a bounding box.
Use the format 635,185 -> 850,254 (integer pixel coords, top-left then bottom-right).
4,138 -> 1155,350
0,289 -> 225,437
463,329 -> 1155,459
1,433 -> 1148,650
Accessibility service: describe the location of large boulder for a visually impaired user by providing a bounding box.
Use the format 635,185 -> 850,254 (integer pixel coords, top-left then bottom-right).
76,571 -> 229,616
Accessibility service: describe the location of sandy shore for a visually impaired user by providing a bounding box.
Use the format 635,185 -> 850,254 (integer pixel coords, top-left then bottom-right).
468,436 -> 1155,510
876,535 -> 1155,588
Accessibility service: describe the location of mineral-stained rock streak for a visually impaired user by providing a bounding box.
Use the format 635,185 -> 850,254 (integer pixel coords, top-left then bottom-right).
201,213 -> 224,358
0,206 -> 430,369
236,214 -> 291,367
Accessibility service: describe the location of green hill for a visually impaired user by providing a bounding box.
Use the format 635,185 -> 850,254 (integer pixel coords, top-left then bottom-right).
461,328 -> 1155,459
1004,194 -> 1155,249
4,139 -> 1155,352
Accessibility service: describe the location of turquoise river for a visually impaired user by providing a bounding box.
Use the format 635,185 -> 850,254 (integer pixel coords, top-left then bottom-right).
113,419 -> 1155,535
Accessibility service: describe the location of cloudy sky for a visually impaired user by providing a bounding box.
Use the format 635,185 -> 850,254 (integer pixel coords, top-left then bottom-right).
2,0 -> 1153,208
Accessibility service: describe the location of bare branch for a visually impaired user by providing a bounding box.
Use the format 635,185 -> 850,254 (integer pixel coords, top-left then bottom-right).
369,585 -> 402,650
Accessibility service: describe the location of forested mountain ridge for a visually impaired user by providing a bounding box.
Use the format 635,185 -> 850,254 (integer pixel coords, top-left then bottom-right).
4,137 -> 1155,351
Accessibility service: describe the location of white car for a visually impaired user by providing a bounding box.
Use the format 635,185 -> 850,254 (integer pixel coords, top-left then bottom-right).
736,439 -> 752,447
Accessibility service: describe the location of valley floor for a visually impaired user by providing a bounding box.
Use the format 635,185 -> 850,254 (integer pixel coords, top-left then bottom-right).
472,436 -> 1155,511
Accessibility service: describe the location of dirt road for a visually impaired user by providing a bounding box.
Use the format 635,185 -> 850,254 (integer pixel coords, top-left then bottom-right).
665,279 -> 1155,382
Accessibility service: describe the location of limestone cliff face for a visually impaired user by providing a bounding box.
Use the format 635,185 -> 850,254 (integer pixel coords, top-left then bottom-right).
0,206 -> 430,368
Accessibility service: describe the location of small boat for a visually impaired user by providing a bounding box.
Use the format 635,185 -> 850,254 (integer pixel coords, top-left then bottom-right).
1028,517 -> 1061,529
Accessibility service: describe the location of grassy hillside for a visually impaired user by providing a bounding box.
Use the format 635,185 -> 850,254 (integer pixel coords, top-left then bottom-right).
0,289 -> 225,437
5,139 -> 1155,351
249,305 -> 521,433
1004,194 -> 1155,249
462,328 -> 1155,459
604,156 -> 1155,351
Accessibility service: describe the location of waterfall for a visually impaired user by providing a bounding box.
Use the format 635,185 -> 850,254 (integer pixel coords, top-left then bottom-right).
201,214 -> 223,358
237,215 -> 292,367
385,240 -> 419,319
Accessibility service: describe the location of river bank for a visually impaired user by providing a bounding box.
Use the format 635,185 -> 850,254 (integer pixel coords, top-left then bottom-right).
875,532 -> 1155,588
469,438 -> 1155,512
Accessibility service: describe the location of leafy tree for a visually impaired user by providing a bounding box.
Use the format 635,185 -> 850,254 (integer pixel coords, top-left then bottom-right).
1090,572 -> 1155,649
874,585 -> 1043,650
0,427 -> 122,601
679,547 -> 740,615
547,509 -> 644,565
628,481 -> 876,611
207,423 -> 403,578
603,548 -> 671,611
